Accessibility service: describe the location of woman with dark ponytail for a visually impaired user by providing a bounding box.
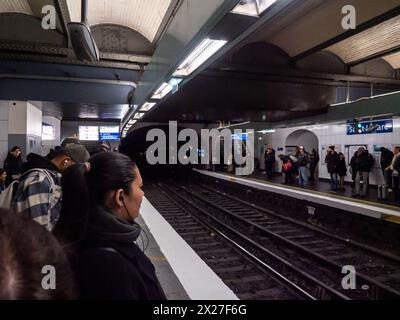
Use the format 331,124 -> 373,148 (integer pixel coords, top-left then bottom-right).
54,152 -> 166,300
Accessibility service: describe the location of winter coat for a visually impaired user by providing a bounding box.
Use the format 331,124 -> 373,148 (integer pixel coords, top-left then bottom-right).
325,152 -> 340,174
297,153 -> 310,167
264,152 -> 275,168
310,153 -> 320,168
11,153 -> 62,231
356,151 -> 374,172
380,149 -> 394,170
4,154 -> 23,186
77,205 -> 166,300
337,159 -> 347,177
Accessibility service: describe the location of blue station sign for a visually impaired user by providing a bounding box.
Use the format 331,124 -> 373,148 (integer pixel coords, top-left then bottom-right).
347,119 -> 393,135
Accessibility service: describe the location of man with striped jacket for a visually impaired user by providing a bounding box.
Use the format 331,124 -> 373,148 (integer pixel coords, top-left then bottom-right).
11,144 -> 89,231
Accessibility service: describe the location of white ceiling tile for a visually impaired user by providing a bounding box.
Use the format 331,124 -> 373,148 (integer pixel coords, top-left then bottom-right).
0,0 -> 33,15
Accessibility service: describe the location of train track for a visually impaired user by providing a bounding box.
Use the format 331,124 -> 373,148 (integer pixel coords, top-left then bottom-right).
145,184 -> 309,300
145,180 -> 400,300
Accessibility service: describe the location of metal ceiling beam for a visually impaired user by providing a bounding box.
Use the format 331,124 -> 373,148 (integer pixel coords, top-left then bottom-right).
0,52 -> 142,70
253,91 -> 400,129
153,0 -> 183,46
0,73 -> 137,88
54,0 -> 70,47
208,63 -> 400,86
292,5 -> 400,62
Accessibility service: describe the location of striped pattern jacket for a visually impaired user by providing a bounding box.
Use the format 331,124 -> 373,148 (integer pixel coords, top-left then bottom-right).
11,169 -> 62,231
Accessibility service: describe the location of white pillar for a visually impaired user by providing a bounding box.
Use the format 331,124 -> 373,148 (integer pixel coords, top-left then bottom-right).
8,101 -> 43,159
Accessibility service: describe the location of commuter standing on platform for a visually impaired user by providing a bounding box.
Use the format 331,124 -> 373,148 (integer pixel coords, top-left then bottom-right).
337,152 -> 347,191
325,146 -> 340,192
264,147 -> 276,179
297,147 -> 310,187
0,168 -> 6,194
380,147 -> 394,188
354,147 -> 374,198
10,144 -> 89,231
309,149 -> 319,183
350,151 -> 358,191
387,146 -> 400,204
4,146 -> 23,187
279,154 -> 293,184
54,152 -> 166,300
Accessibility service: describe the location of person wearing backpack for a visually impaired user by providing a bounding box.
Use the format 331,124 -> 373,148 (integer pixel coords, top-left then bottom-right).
297,147 -> 310,187
6,144 -> 89,231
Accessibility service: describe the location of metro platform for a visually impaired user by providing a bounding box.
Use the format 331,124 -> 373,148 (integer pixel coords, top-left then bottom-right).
137,198 -> 239,300
194,169 -> 400,225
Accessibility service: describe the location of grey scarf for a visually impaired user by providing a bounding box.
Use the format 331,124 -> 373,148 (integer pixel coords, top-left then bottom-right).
87,205 -> 142,244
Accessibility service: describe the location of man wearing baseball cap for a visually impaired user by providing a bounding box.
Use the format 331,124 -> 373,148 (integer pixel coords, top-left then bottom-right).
9,143 -> 90,231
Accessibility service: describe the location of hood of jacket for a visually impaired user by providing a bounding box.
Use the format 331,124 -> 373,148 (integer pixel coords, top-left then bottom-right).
22,153 -> 59,173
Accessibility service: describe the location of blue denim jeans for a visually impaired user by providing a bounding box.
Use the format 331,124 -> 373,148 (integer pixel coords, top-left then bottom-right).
298,166 -> 308,187
330,173 -> 338,190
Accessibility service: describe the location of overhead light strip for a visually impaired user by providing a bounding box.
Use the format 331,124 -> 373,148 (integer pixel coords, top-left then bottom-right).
173,38 -> 227,77
152,82 -> 173,99
231,0 -> 278,17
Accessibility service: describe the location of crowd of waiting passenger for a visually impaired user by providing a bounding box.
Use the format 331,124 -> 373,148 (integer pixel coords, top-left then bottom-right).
262,145 -> 400,204
0,144 -> 166,300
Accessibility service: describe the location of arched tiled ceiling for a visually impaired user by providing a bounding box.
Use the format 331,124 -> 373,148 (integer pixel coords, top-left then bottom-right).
259,0 -> 400,58
66,0 -> 172,43
0,0 -> 33,15
383,51 -> 400,69
326,15 -> 400,66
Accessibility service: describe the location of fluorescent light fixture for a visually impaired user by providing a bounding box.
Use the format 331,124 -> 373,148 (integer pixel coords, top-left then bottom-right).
258,129 -> 276,133
152,82 -> 172,99
140,102 -> 156,112
231,0 -> 277,17
125,124 -> 132,129
128,119 -> 137,125
133,112 -> 145,119
219,121 -> 251,129
173,38 -> 227,77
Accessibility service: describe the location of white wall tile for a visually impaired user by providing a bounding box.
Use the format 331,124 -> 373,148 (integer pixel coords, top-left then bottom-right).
0,101 -> 8,121
0,121 -> 8,140
0,141 -> 8,165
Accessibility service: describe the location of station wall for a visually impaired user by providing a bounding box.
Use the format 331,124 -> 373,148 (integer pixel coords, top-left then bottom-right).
0,101 -> 8,166
259,116 -> 400,186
